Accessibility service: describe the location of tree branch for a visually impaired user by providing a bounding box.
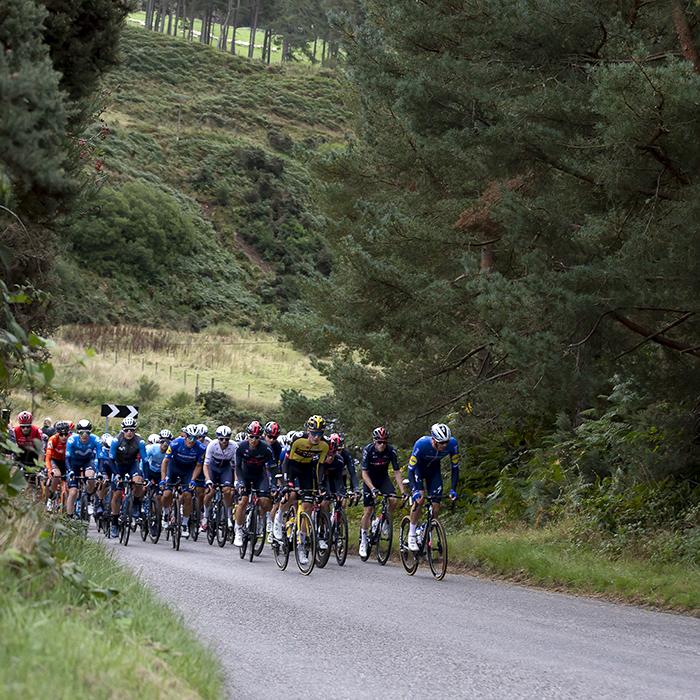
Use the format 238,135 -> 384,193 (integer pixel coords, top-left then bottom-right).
611,311 -> 700,358
670,0 -> 700,74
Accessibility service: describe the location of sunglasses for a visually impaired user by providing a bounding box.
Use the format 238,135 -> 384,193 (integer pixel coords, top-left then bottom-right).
58,432 -> 69,436
436,440 -> 448,447
79,430 -> 90,436
124,429 -> 135,434
374,440 -> 387,445
247,434 -> 260,440
159,438 -> 170,444
308,430 -> 323,437
218,437 -> 230,441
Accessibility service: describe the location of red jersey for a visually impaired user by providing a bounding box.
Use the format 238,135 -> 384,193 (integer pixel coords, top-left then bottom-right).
45,432 -> 68,467
12,425 -> 44,454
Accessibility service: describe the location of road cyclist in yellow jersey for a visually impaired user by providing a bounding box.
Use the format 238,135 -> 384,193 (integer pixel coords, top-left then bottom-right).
273,415 -> 330,568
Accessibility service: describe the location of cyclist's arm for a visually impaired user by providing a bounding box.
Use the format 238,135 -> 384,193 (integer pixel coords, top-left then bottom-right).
361,468 -> 376,493
192,454 -> 203,481
449,441 -> 459,492
161,457 -> 170,481
344,453 -> 359,491
393,468 -> 406,495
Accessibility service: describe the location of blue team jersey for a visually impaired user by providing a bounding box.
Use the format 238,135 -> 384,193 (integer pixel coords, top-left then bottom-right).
66,434 -> 100,463
165,436 -> 206,469
408,436 -> 459,475
145,443 -> 167,473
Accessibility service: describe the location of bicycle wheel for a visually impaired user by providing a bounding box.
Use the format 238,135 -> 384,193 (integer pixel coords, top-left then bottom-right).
190,495 -> 201,541
58,488 -> 68,515
376,512 -> 393,565
239,507 -> 250,559
254,511 -> 265,557
272,534 -> 289,570
399,516 -> 418,575
120,495 -> 133,546
333,508 -> 348,566
295,510 -> 316,575
79,493 -> 90,523
140,500 -> 149,541
314,509 -> 332,569
427,518 -> 448,580
207,499 -> 217,545
216,500 -> 228,548
172,496 -> 182,551
148,496 -> 161,544
248,506 -> 258,562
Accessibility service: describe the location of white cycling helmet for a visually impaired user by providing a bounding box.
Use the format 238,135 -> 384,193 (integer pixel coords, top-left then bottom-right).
147,433 -> 159,445
196,423 -> 209,437
430,423 -> 451,442
216,425 -> 232,439
184,424 -> 198,438
100,433 -> 112,446
159,429 -> 174,441
234,431 -> 246,442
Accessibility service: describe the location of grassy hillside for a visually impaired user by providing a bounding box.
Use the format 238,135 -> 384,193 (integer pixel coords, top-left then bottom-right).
56,25 -> 349,330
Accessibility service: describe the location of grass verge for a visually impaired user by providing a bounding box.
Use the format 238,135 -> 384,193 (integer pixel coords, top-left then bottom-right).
0,504 -> 223,699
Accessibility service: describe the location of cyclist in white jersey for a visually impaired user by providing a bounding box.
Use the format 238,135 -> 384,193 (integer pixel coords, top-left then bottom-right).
202,425 -> 237,529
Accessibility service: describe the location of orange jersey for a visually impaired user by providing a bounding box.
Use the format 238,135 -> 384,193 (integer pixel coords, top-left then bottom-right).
45,432 -> 68,467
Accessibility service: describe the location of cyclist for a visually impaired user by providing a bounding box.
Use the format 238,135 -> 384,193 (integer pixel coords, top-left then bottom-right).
160,423 -> 206,539
233,421 -> 275,547
262,421 -> 282,537
192,423 -> 211,524
94,433 -> 113,516
108,417 -> 148,538
45,420 -> 70,510
273,416 -> 329,565
11,411 -> 44,488
334,433 -> 360,501
359,427 -> 407,559
144,429 -> 173,520
65,419 -> 99,517
407,423 -> 459,551
202,425 -> 236,531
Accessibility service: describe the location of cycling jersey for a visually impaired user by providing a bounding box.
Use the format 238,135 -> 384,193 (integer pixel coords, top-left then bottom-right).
45,433 -> 68,468
235,439 -> 275,477
204,439 -> 236,469
66,433 -> 99,464
12,425 -> 44,465
321,453 -> 348,496
408,435 -> 459,493
282,431 -> 329,480
163,436 -> 206,485
339,448 -> 359,491
145,443 -> 167,479
361,443 -> 400,481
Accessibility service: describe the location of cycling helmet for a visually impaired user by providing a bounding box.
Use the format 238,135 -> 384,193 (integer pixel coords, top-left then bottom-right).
332,433 -> 345,448
372,427 -> 388,442
77,419 -> 92,432
197,423 -> 209,437
101,433 -> 112,446
55,421 -> 70,433
264,421 -> 280,438
246,421 -> 263,438
305,415 -> 325,432
184,424 -> 198,438
68,421 -> 75,431
121,416 -> 138,430
216,425 -> 232,439
159,429 -> 174,441
17,411 -> 33,425
430,423 -> 451,442
328,434 -> 342,454
148,433 -> 159,444
234,432 -> 246,442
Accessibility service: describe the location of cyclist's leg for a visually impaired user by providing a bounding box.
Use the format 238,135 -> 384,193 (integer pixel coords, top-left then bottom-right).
66,464 -> 83,515
409,470 -> 427,526
426,469 -> 443,517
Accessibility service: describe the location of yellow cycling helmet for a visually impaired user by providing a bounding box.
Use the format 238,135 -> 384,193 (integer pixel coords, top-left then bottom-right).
305,415 -> 326,432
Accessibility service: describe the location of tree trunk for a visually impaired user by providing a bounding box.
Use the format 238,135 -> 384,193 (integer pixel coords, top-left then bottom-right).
145,0 -> 155,30
248,0 -> 259,59
230,0 -> 240,54
200,6 -> 207,43
313,35 -> 317,62
188,1 -> 196,40
281,34 -> 289,63
218,0 -> 233,50
669,0 -> 700,74
160,2 -> 167,33
173,0 -> 180,37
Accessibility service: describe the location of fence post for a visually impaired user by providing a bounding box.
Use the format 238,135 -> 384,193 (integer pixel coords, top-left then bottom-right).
115,349 -> 118,364
184,370 -> 187,385
170,365 -> 172,380
211,378 -> 214,391
155,362 -> 158,375
248,384 -> 250,399
142,358 -> 145,371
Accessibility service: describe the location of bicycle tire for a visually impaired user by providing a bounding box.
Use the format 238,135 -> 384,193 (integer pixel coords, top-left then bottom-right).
173,496 -> 181,551
190,495 -> 201,542
79,493 -> 90,522
254,515 -> 266,557
58,488 -> 68,515
140,502 -> 149,541
121,494 -> 133,546
333,508 -> 348,566
148,496 -> 161,544
376,512 -> 393,565
295,510 -> 316,575
248,506 -> 258,561
427,518 -> 448,580
215,500 -> 228,548
314,509 -> 332,569
207,498 -> 217,545
239,506 -> 250,559
272,534 -> 289,570
399,515 -> 418,575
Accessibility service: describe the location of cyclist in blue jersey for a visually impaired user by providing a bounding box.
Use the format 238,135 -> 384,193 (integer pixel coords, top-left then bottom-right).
193,423 -> 211,527
407,423 -> 459,551
233,421 -> 275,547
359,427 -> 407,559
95,433 -> 113,516
160,424 -> 207,539
108,417 -> 148,538
334,433 -> 360,499
202,425 -> 236,530
65,419 -> 99,517
144,429 -> 173,519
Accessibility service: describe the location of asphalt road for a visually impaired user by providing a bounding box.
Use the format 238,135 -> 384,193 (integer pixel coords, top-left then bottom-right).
97,526 -> 700,700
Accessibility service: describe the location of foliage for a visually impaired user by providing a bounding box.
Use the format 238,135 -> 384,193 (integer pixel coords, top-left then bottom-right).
67,181 -> 196,278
